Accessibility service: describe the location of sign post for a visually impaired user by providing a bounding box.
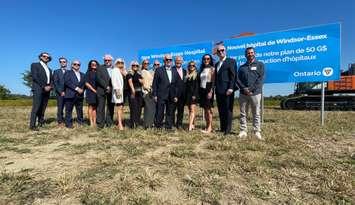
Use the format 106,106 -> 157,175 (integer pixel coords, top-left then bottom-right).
321,82 -> 325,126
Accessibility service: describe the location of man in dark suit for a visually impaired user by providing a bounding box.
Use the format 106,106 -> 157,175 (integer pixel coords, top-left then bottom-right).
152,54 -> 179,130
29,52 -> 53,131
96,54 -> 114,128
63,60 -> 85,128
53,57 -> 68,127
172,56 -> 186,129
215,44 -> 236,135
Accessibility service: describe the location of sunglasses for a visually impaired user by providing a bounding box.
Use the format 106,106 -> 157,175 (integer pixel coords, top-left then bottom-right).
60,60 -> 66,63
203,58 -> 211,61
104,59 -> 112,62
132,65 -> 139,67
117,61 -> 124,64
42,55 -> 50,58
217,49 -> 225,53
165,59 -> 172,61
154,63 -> 160,66
73,63 -> 80,66
188,64 -> 196,67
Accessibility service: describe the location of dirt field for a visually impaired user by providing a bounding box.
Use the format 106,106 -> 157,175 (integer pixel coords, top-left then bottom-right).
0,106 -> 354,204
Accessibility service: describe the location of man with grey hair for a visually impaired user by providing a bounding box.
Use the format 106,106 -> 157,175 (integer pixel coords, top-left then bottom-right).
237,47 -> 265,140
152,54 -> 179,130
172,55 -> 186,129
215,44 -> 236,135
96,54 -> 115,128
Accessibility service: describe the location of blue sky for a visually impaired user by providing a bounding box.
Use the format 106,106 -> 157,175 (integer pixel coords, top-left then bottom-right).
1,0 -> 354,96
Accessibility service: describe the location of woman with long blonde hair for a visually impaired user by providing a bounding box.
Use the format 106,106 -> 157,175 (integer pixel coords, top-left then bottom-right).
184,61 -> 199,131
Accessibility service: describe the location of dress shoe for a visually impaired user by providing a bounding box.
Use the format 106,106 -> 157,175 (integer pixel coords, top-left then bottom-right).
30,127 -> 39,131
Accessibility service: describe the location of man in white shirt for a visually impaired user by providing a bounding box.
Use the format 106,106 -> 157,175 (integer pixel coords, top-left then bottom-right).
63,60 -> 85,128
29,52 -> 53,131
214,45 -> 237,135
152,54 -> 179,129
172,56 -> 186,129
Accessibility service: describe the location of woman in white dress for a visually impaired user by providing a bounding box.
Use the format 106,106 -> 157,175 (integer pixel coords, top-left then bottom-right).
111,58 -> 125,130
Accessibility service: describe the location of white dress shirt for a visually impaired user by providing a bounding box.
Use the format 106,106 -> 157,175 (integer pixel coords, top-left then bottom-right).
216,56 -> 226,73
40,61 -> 50,84
165,66 -> 172,83
74,70 -> 81,82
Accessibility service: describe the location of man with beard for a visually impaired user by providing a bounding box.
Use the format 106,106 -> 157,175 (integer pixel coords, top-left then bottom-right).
237,47 -> 265,140
29,52 -> 53,131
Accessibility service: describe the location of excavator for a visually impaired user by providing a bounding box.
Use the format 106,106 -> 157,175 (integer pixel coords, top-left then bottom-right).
281,64 -> 355,110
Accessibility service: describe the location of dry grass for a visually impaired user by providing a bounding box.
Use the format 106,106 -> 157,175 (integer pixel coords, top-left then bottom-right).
0,106 -> 354,204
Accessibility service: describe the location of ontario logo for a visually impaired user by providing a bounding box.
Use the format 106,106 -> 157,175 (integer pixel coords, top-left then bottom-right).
322,67 -> 333,77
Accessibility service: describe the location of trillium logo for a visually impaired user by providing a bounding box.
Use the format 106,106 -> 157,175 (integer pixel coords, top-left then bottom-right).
322,67 -> 333,77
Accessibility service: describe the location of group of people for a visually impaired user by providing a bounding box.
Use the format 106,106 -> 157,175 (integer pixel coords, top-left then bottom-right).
29,45 -> 265,139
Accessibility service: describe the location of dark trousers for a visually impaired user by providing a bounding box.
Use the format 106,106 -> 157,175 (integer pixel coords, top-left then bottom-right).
64,97 -> 84,128
97,93 -> 115,128
128,91 -> 143,128
173,95 -> 185,128
143,93 -> 156,128
154,98 -> 176,129
29,90 -> 49,128
56,95 -> 65,123
216,93 -> 234,134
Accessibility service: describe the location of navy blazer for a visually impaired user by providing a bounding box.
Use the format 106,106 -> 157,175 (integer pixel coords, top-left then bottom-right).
30,62 -> 53,93
53,69 -> 66,95
152,66 -> 179,101
214,58 -> 236,95
64,70 -> 85,99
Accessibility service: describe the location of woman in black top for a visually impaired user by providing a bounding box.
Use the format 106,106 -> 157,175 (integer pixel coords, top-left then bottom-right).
185,61 -> 199,131
199,54 -> 215,133
127,61 -> 143,128
85,60 -> 99,127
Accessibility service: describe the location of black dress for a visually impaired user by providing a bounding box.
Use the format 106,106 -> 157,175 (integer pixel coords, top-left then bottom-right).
127,71 -> 143,127
85,70 -> 97,105
199,67 -> 214,108
185,74 -> 199,105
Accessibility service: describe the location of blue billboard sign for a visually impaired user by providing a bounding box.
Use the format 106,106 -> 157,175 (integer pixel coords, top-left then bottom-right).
138,42 -> 212,68
224,23 -> 341,83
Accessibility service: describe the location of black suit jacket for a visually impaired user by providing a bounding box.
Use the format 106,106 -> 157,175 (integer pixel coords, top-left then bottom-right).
214,58 -> 236,95
64,70 -> 85,99
53,69 -> 66,95
173,66 -> 187,98
152,66 -> 179,101
96,65 -> 112,96
31,62 -> 53,93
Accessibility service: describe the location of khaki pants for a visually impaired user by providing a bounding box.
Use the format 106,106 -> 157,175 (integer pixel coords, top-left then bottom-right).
239,93 -> 261,132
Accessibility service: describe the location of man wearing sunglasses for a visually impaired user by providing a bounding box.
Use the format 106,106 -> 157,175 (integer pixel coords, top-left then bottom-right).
53,57 -> 68,127
152,54 -> 179,130
63,60 -> 85,128
215,44 -> 236,135
96,54 -> 115,128
29,52 -> 53,131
